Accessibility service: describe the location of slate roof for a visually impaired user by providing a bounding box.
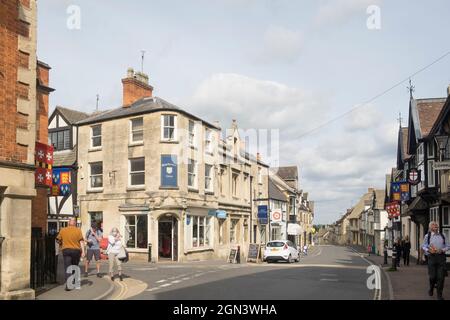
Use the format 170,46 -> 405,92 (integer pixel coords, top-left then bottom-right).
76,96 -> 220,129
53,147 -> 77,167
273,166 -> 298,181
55,106 -> 90,124
411,98 -> 446,139
268,177 -> 287,202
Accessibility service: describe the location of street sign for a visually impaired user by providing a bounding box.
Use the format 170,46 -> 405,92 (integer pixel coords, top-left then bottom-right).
271,209 -> 282,222
434,161 -> 450,171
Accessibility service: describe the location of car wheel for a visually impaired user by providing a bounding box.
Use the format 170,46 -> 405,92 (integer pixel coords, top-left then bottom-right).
287,254 -> 293,263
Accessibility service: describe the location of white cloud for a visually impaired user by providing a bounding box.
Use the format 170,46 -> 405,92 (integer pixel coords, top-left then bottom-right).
187,72 -> 396,224
314,0 -> 382,27
260,25 -> 304,63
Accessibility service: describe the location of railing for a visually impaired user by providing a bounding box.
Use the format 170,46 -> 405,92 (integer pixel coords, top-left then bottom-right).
30,234 -> 57,290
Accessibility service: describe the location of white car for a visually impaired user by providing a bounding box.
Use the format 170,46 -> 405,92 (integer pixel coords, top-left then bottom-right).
263,240 -> 300,263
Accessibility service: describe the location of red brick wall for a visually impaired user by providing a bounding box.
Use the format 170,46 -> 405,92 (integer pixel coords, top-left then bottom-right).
122,78 -> 153,106
32,187 -> 49,231
0,0 -> 24,163
36,64 -> 49,143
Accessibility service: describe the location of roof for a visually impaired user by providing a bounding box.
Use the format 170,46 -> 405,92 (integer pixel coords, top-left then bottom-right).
412,98 -> 446,139
347,192 -> 373,220
53,147 -> 77,167
400,127 -> 409,160
273,166 -> 298,181
268,177 -> 287,202
429,95 -> 450,137
374,189 -> 386,210
76,96 -> 220,130
55,106 -> 90,124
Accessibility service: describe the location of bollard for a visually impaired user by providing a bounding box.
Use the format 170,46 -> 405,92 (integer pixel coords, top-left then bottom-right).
391,247 -> 397,271
384,249 -> 388,265
148,243 -> 152,263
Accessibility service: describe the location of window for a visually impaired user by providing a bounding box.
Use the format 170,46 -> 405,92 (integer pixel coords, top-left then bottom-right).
124,215 -> 148,249
89,212 -> 103,228
205,129 -> 213,154
161,115 -> 176,140
91,125 -> 102,148
430,207 -> 440,225
189,215 -> 211,248
188,159 -> 197,188
428,142 -> 435,158
258,167 -> 262,184
443,206 -> 450,226
271,226 -> 281,241
243,174 -> 249,200
130,117 -> 143,143
232,172 -> 239,197
230,219 -> 239,243
428,160 -> 435,187
129,157 -> 145,186
49,130 -> 70,151
89,162 -> 103,189
189,120 -> 195,147
205,164 -> 213,192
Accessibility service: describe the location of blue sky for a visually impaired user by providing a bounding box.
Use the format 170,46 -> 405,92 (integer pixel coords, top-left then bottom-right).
37,0 -> 450,224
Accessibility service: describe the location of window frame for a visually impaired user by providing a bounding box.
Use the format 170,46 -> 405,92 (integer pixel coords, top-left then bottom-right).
188,158 -> 198,189
205,128 -> 213,154
91,125 -> 102,148
205,164 -> 214,192
89,161 -> 103,190
161,114 -> 177,141
188,215 -> 212,249
129,157 -> 145,187
188,120 -> 196,147
123,214 -> 148,249
428,160 -> 435,187
49,129 -> 71,151
130,117 -> 144,144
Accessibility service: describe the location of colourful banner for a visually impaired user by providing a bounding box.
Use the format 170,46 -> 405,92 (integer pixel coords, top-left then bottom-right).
391,181 -> 410,202
386,202 -> 400,218
35,142 -> 53,187
52,168 -> 72,196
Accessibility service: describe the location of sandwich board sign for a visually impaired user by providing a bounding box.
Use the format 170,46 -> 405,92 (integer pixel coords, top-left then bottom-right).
247,244 -> 261,263
228,246 -> 240,264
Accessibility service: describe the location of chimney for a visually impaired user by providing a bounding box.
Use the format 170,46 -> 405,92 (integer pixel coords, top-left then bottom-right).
121,67 -> 153,107
368,187 -> 375,194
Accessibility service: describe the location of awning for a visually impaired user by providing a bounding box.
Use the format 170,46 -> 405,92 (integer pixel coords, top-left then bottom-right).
288,224 -> 302,235
404,196 -> 428,216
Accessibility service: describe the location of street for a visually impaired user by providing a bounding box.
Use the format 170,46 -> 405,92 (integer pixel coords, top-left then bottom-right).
112,245 -> 382,300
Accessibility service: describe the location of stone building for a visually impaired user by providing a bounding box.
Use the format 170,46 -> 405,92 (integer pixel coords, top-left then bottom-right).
0,0 -> 53,299
76,68 -> 269,262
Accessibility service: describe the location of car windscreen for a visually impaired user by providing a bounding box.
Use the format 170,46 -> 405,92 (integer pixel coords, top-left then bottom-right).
266,242 -> 285,247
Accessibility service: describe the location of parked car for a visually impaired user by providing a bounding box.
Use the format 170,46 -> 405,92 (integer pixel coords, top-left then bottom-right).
263,240 -> 300,263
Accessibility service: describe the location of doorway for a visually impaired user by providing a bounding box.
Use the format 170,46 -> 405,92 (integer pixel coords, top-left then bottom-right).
158,217 -> 178,261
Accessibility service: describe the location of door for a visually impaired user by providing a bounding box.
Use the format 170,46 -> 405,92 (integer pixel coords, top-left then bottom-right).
159,220 -> 172,259
172,218 -> 178,261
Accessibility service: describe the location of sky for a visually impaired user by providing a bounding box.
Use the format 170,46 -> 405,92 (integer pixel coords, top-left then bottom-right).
37,0 -> 450,224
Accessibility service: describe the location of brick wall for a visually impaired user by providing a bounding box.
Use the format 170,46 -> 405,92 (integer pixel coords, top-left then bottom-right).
122,78 -> 153,106
31,187 -> 49,231
0,0 -> 23,163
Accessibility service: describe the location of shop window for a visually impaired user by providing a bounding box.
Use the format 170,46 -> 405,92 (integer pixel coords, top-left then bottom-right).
124,215 -> 148,249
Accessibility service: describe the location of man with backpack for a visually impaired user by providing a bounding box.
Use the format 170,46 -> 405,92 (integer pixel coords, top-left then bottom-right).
84,222 -> 103,278
422,221 -> 449,300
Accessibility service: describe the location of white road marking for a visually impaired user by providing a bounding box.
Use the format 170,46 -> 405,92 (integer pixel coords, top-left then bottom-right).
320,278 -> 339,282
181,277 -> 191,281
320,273 -> 338,277
171,280 -> 182,284
156,279 -> 167,283
160,283 -> 172,287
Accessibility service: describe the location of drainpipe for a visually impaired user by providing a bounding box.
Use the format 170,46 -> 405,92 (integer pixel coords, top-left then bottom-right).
250,176 -> 253,244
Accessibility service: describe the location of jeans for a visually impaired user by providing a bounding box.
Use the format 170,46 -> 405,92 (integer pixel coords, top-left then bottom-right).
62,249 -> 81,284
428,254 -> 446,296
403,251 -> 410,266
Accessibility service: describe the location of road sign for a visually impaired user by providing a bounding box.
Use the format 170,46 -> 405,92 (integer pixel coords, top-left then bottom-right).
271,209 -> 282,222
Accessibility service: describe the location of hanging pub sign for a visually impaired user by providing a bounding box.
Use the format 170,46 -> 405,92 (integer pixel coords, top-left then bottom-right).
386,202 -> 400,219
35,142 -> 53,187
257,205 -> 268,224
161,155 -> 178,187
407,168 -> 421,185
51,168 -> 72,196
391,181 -> 410,202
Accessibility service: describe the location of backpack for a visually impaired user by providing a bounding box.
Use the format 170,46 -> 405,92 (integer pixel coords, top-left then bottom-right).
100,237 -> 109,250
427,232 -> 446,245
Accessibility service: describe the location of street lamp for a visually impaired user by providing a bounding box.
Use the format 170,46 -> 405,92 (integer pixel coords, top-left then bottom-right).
435,135 -> 449,161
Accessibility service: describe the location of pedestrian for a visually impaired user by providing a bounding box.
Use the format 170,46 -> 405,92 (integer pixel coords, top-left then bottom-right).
422,221 -> 449,300
367,244 -> 372,256
56,218 -> 85,291
84,222 -> 103,278
107,227 -> 124,281
402,236 -> 411,266
393,238 -> 402,267
303,244 -> 308,255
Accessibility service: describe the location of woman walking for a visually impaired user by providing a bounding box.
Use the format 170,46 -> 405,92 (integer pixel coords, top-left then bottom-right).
403,236 -> 411,266
107,227 -> 123,281
394,238 -> 402,267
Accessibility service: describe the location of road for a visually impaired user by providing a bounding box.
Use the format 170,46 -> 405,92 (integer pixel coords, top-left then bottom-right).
116,245 -> 384,300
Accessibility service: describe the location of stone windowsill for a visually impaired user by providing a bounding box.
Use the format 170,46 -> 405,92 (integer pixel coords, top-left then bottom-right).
185,247 -> 214,254
205,191 -> 215,195
188,188 -> 199,193
159,186 -> 179,190
128,141 -> 144,147
160,140 -> 179,144
88,147 -> 102,152
87,188 -> 103,193
126,186 -> 145,192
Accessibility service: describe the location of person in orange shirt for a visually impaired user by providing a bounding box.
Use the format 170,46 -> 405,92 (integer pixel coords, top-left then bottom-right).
56,218 -> 85,291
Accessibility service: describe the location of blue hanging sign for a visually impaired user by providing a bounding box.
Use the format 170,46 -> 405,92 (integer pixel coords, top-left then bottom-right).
161,155 -> 178,187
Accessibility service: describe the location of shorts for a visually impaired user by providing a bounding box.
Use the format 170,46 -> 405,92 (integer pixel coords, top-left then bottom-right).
87,249 -> 101,262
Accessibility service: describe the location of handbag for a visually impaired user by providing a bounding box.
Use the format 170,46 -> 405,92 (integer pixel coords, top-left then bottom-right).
118,245 -> 129,263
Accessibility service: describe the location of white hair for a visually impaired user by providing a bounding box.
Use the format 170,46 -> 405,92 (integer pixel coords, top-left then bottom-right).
429,221 -> 438,230
110,227 -> 119,235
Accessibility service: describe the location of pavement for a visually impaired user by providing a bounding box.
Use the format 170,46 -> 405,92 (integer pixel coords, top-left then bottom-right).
36,245 -> 386,300
351,245 -> 450,300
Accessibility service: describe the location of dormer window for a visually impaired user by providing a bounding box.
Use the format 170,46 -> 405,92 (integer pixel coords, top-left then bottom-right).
49,129 -> 70,151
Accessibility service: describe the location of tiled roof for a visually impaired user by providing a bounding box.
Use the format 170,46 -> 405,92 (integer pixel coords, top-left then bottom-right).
53,147 -> 77,167
414,98 -> 446,138
401,127 -> 410,160
56,106 -> 90,124
273,166 -> 298,180
374,189 -> 386,210
347,192 -> 372,220
76,96 -> 220,129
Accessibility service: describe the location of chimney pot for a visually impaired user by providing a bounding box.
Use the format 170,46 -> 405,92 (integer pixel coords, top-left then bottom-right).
122,68 -> 153,107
